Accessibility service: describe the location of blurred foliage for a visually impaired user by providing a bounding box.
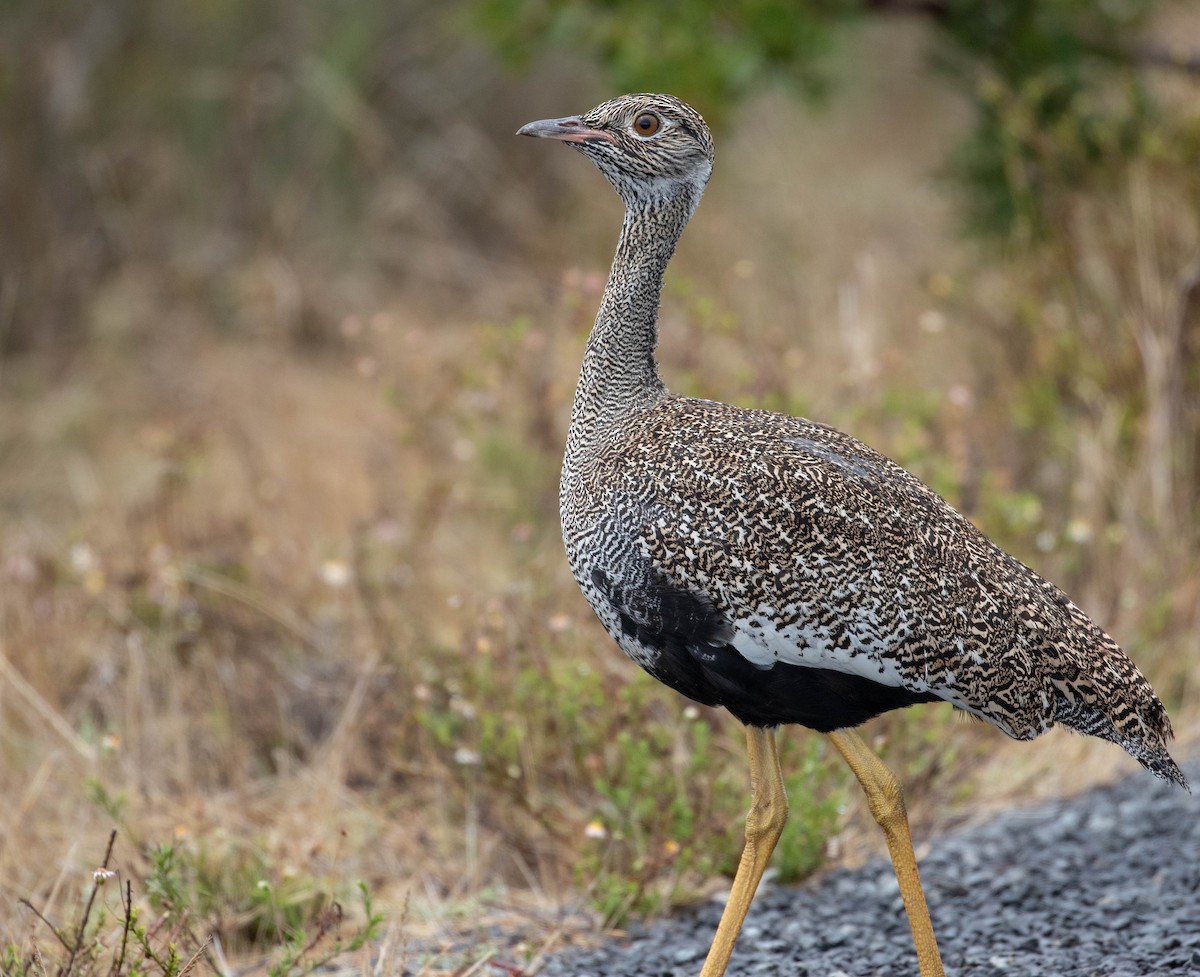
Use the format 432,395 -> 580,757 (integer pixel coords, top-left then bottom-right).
0,0 -> 532,356
931,0 -> 1186,240
1,0 -> 375,352
4,0 -> 1193,354
472,0 -> 848,107
472,0 -> 1186,239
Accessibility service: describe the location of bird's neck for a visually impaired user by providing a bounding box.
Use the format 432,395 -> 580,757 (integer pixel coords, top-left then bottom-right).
565,189 -> 696,460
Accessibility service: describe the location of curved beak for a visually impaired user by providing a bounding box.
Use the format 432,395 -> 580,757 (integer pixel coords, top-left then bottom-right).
516,115 -> 618,146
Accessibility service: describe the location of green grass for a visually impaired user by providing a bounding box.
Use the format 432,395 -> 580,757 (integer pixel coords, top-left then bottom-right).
5,833 -> 382,977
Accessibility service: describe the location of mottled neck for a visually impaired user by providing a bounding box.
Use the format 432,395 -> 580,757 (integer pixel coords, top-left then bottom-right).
566,189 -> 698,459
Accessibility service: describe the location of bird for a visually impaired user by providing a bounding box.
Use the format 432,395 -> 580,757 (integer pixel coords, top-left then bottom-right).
517,93 -> 1186,977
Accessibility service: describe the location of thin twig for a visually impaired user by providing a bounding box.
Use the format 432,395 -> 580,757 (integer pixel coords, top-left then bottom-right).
179,564 -> 320,651
0,644 -> 97,761
520,921 -> 567,977
291,902 -> 344,971
176,937 -> 213,977
456,949 -> 496,977
17,899 -> 72,953
62,830 -> 118,977
30,938 -> 50,977
108,880 -> 133,977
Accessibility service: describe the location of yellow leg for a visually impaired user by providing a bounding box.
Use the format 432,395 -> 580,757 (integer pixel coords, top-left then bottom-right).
698,726 -> 788,977
827,728 -> 946,977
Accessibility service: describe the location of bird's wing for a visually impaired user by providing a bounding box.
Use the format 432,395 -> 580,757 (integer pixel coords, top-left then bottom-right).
583,479 -> 952,731
600,398 -> 1049,712
587,563 -> 737,708
585,396 -> 1177,749
588,565 -> 734,652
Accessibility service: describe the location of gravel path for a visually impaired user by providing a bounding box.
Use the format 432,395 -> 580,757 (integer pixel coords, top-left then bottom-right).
538,759 -> 1200,977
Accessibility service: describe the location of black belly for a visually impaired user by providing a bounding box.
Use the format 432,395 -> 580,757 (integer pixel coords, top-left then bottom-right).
644,637 -> 942,731
591,565 -> 942,732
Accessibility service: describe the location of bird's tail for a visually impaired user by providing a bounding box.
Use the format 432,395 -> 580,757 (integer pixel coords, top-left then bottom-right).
1050,637 -> 1188,790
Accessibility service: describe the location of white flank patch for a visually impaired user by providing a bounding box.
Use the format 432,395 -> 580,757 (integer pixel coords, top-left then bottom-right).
728,610 -> 917,691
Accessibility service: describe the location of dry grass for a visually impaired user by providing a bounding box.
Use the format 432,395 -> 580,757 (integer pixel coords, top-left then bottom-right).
2,15 -> 1199,977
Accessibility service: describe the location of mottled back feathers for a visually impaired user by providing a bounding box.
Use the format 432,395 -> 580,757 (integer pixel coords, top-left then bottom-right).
564,396 -> 1182,785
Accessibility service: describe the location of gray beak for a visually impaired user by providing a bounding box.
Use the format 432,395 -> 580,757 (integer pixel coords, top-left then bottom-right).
516,116 -> 619,146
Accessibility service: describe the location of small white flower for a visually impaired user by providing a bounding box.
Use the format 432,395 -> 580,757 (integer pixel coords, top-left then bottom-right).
584,820 -> 607,840
69,543 -> 97,574
454,747 -> 481,766
93,868 -> 116,883
450,696 -> 477,720
319,559 -> 352,588
1065,518 -> 1093,544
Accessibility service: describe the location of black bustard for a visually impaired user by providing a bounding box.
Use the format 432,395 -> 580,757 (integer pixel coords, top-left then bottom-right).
518,94 -> 1186,977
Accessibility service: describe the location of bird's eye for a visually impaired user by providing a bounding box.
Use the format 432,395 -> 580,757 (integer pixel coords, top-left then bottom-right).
633,112 -> 661,137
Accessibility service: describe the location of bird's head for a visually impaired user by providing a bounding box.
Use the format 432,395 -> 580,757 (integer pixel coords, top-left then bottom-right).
517,94 -> 714,212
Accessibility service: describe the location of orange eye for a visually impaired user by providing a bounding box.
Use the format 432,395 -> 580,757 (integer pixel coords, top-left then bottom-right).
633,112 -> 661,136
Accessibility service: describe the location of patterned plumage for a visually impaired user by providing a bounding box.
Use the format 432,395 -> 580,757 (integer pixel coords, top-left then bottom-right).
521,93 -> 1183,787
519,93 -> 1186,977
